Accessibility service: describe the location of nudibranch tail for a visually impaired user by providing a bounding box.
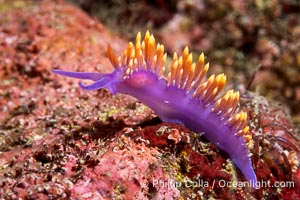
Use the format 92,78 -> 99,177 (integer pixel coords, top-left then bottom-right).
52,31 -> 258,188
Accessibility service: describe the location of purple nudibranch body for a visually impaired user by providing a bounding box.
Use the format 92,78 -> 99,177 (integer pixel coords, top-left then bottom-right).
53,31 -> 258,188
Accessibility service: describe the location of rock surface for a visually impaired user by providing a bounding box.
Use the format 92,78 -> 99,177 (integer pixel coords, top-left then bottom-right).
0,0 -> 299,199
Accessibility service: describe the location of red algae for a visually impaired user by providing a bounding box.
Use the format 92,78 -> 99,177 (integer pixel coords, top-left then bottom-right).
0,0 -> 299,199
71,136 -> 180,199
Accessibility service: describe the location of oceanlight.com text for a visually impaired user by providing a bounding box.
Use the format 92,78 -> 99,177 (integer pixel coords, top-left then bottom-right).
150,179 -> 295,189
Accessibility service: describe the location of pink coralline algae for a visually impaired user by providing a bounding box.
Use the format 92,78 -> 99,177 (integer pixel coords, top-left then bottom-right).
0,0 -> 299,199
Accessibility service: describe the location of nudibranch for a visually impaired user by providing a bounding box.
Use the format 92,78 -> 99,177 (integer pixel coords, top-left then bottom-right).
53,31 -> 257,188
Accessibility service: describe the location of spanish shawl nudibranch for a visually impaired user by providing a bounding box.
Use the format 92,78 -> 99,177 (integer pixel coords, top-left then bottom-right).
53,31 -> 258,188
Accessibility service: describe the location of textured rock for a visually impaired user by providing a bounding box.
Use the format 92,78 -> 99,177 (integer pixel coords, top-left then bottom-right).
0,0 -> 299,199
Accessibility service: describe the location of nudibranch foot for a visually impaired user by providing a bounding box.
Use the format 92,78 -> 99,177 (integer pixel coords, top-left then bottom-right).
52,31 -> 258,188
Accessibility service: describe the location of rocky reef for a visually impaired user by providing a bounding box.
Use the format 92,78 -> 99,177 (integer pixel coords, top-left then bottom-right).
0,0 -> 299,199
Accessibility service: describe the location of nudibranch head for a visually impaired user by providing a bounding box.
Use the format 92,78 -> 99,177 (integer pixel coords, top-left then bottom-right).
52,31 -> 257,188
